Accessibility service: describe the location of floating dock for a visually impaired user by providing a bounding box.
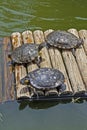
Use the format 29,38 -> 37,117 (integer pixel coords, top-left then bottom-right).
0,28 -> 87,103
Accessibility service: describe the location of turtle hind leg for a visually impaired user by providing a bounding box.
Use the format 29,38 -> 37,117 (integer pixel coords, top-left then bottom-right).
71,48 -> 76,58
8,60 -> 15,66
58,84 -> 66,93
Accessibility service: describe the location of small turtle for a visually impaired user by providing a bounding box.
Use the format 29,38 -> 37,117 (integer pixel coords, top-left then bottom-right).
20,68 -> 66,97
9,43 -> 46,67
45,30 -> 83,56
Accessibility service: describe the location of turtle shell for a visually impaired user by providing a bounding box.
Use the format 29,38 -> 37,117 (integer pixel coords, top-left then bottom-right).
11,43 -> 39,64
46,31 -> 83,49
21,68 -> 65,89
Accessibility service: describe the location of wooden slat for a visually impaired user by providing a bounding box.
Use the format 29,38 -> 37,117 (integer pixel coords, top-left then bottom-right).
0,37 -> 14,102
33,30 -> 51,68
22,30 -> 39,97
33,30 -> 59,96
22,30 -> 38,72
44,30 -> 73,95
11,32 -> 30,99
0,38 -> 4,102
62,29 -> 86,95
68,29 -> 87,89
79,30 -> 87,55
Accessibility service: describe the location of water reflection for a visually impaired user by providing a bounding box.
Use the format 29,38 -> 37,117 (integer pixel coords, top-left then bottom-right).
18,96 -> 86,110
18,100 -> 64,110
18,99 -> 77,110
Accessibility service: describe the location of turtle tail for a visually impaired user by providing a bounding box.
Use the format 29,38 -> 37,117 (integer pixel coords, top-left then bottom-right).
38,42 -> 47,51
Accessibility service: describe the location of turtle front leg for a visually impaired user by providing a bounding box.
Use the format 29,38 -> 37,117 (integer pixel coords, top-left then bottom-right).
34,55 -> 42,68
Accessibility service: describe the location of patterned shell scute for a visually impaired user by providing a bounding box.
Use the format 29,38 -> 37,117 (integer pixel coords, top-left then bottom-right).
46,31 -> 83,49
11,43 -> 39,63
29,68 -> 64,89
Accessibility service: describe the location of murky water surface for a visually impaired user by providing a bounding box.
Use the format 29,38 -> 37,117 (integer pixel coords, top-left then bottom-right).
0,0 -> 87,130
0,0 -> 87,37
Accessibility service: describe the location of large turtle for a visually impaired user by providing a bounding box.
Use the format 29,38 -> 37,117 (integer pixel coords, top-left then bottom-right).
9,43 -> 46,67
45,30 -> 83,56
20,68 -> 66,97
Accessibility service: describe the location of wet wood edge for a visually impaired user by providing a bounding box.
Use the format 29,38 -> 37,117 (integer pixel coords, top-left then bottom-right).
44,30 -> 73,95
11,32 -> 30,99
68,29 -> 87,89
0,38 -> 4,102
0,37 -> 15,102
62,29 -> 86,95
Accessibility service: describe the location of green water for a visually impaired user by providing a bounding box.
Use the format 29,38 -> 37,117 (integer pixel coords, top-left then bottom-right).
0,0 -> 87,130
0,0 -> 87,37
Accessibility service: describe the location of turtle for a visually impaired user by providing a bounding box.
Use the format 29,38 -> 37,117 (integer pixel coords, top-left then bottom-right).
20,68 -> 66,97
9,43 -> 46,67
45,30 -> 83,56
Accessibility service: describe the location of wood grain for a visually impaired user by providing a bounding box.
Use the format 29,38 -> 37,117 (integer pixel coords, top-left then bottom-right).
44,30 -> 73,95
11,32 -> 30,99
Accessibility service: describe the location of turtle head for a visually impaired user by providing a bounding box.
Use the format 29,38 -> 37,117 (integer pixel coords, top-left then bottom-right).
20,76 -> 30,85
38,42 -> 47,51
77,38 -> 83,47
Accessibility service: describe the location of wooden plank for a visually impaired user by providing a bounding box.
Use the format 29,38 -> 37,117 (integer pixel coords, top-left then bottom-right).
62,29 -> 86,95
22,30 -> 38,72
79,30 -> 87,55
22,30 -> 39,97
33,30 -> 59,96
0,37 -> 15,102
44,30 -> 73,95
33,30 -> 51,68
11,32 -> 30,99
68,29 -> 87,89
0,38 -> 4,102
33,30 -> 68,96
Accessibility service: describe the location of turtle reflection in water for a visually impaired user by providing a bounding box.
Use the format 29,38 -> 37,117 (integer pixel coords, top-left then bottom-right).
19,100 -> 59,110
20,68 -> 66,97
9,43 -> 46,67
45,30 -> 83,56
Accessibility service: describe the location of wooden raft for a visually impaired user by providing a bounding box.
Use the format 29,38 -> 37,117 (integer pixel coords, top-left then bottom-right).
0,28 -> 87,102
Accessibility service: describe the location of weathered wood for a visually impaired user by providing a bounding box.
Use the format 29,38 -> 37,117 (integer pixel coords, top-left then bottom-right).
33,30 -> 51,68
22,30 -> 34,44
0,38 -> 3,102
33,30 -> 59,95
0,37 -> 14,102
22,30 -> 38,72
68,29 -> 87,89
79,30 -> 87,55
44,30 -> 73,95
22,30 -> 40,97
11,32 -> 30,99
62,29 -> 86,95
